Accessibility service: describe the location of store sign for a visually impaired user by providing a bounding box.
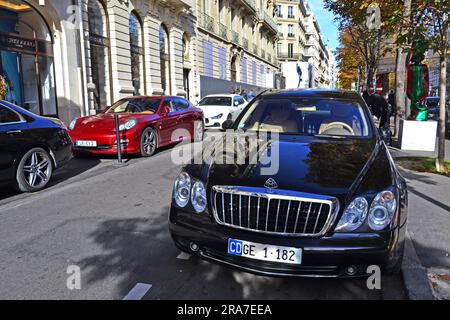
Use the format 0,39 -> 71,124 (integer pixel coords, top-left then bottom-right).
0,33 -> 36,53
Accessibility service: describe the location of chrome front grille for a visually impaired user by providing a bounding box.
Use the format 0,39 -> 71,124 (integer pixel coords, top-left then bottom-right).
211,186 -> 339,237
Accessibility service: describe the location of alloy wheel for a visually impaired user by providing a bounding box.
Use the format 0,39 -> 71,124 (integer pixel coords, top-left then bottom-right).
22,150 -> 52,188
141,128 -> 156,157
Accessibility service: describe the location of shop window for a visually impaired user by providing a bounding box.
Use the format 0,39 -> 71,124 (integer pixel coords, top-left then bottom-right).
88,0 -> 111,110
129,12 -> 145,95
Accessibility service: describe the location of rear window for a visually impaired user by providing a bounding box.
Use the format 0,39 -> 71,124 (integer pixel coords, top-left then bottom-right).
199,97 -> 232,106
237,96 -> 372,137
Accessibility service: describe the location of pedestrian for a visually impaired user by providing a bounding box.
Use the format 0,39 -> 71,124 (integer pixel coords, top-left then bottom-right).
362,85 -> 370,106
240,89 -> 247,101
230,86 -> 235,94
368,88 -> 390,128
388,89 -> 396,116
247,89 -> 256,101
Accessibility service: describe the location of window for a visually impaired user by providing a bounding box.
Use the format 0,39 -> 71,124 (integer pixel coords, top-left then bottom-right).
237,97 -> 372,137
277,42 -> 282,54
129,12 -> 145,95
288,43 -> 294,58
159,25 -> 171,94
199,97 -> 232,106
276,5 -> 282,17
88,0 -> 111,111
218,47 -> 227,80
0,105 -> 21,123
288,6 -> 294,18
106,98 -> 161,114
288,25 -> 294,37
172,98 -> 189,112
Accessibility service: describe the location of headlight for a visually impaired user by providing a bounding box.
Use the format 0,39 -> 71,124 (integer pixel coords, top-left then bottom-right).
69,118 -> 78,131
173,172 -> 191,207
118,119 -> 137,131
368,191 -> 396,231
335,197 -> 368,232
211,113 -> 223,120
191,181 -> 207,213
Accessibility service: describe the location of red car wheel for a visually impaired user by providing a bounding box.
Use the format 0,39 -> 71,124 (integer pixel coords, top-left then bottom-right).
140,127 -> 157,157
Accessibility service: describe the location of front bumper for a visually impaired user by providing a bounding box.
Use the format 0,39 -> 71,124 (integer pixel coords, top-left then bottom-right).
69,130 -> 141,155
169,206 -> 406,278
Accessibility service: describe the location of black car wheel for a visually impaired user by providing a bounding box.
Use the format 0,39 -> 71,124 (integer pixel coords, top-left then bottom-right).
140,127 -> 157,157
16,147 -> 53,192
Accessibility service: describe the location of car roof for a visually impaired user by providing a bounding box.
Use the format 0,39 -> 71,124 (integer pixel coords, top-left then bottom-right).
260,89 -> 362,100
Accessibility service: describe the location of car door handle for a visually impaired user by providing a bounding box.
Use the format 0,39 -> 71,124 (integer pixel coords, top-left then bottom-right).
6,130 -> 22,134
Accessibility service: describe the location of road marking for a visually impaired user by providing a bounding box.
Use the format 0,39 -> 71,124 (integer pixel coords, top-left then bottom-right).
123,283 -> 152,300
177,252 -> 191,260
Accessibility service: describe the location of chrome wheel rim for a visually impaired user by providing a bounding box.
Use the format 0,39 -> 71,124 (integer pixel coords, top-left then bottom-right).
23,151 -> 52,188
142,130 -> 156,155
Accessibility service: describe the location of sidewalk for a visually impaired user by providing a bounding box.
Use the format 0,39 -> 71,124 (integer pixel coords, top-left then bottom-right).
390,144 -> 450,300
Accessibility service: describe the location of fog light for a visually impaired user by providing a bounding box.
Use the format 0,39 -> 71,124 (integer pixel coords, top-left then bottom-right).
345,265 -> 358,276
190,242 -> 199,252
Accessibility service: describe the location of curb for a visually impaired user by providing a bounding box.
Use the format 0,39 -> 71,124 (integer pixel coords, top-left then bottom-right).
401,230 -> 436,300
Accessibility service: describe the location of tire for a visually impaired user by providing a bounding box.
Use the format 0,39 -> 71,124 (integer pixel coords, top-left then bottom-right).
140,127 -> 157,157
16,147 -> 53,193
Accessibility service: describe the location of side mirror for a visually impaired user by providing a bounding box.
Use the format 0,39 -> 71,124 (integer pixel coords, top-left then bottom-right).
161,106 -> 170,116
222,120 -> 234,130
234,101 -> 239,106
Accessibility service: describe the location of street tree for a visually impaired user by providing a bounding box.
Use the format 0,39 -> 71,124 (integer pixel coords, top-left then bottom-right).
324,0 -> 390,88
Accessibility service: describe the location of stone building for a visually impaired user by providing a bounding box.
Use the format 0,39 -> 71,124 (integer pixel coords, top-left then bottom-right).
194,0 -> 280,99
0,0 -> 196,124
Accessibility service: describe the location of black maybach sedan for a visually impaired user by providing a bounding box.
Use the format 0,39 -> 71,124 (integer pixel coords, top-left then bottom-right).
169,89 -> 408,277
0,101 -> 73,192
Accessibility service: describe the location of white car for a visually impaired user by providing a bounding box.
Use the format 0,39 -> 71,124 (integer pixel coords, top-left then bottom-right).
197,94 -> 248,129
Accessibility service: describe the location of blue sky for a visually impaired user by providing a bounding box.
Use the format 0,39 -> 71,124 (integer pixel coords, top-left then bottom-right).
307,0 -> 340,52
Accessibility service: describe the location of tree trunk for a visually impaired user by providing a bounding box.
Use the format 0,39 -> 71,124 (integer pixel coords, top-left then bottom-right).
394,47 -> 407,137
436,53 -> 447,172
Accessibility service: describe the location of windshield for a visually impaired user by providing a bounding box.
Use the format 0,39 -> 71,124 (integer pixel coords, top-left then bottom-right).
237,96 -> 372,137
199,97 -> 232,106
107,98 -> 161,114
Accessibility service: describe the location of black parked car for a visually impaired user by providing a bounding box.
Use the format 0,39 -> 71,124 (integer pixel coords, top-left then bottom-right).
169,89 -> 408,277
0,101 -> 73,192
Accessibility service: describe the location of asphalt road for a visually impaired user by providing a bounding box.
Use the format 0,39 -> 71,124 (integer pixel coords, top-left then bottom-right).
0,138 -> 407,300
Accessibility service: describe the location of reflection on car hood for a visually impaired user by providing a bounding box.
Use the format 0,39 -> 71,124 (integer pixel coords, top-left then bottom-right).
187,135 -> 379,202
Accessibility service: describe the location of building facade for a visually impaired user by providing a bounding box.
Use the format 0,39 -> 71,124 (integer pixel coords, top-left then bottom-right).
195,0 -> 280,99
0,0 -> 196,124
276,0 -> 331,89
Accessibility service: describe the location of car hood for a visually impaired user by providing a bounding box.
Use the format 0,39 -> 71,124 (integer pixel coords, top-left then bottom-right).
199,105 -> 232,118
74,113 -> 156,132
187,135 -> 381,203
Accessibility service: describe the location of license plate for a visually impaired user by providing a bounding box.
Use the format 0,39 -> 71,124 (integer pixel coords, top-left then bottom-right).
228,239 -> 302,265
75,140 -> 97,147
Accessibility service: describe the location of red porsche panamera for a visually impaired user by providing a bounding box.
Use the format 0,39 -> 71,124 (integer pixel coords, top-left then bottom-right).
68,96 -> 204,157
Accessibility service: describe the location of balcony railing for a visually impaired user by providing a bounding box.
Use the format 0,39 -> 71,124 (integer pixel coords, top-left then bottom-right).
277,52 -> 304,60
231,30 -> 240,44
240,0 -> 257,12
287,14 -> 295,19
218,22 -> 229,40
242,37 -> 249,50
287,33 -> 295,38
253,44 -> 258,55
258,10 -> 278,34
198,11 -> 216,33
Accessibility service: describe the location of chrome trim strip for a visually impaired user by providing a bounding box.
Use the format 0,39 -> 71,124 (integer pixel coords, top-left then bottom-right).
284,200 -> 291,233
239,195 -> 242,227
303,203 -> 313,234
211,186 -> 340,238
275,200 -> 281,232
294,201 -> 302,233
313,203 -> 323,234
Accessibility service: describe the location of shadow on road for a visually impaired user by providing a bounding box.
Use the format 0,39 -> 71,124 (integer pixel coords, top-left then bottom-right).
77,211 -> 407,300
